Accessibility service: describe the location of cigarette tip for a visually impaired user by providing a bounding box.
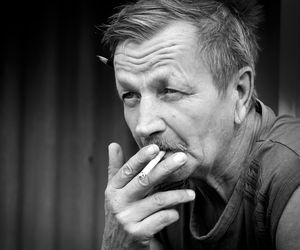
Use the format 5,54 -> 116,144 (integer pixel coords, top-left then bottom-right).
96,55 -> 114,68
97,55 -> 108,63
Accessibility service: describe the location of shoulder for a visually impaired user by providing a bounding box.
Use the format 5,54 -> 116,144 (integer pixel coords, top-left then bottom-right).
263,114 -> 300,156
254,114 -> 300,185
252,120 -> 300,247
276,186 -> 300,250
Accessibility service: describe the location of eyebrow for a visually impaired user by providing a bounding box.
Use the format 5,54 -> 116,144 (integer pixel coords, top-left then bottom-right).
116,75 -> 137,89
115,77 -> 139,100
157,71 -> 193,91
116,69 -> 193,92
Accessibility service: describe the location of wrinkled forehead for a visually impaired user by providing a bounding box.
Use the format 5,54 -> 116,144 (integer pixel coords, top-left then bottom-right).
114,40 -> 184,73
113,21 -> 201,74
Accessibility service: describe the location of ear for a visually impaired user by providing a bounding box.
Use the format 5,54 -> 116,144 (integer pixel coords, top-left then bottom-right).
234,66 -> 254,125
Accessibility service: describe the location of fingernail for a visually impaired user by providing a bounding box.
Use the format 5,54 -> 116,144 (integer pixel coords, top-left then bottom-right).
174,152 -> 187,164
187,190 -> 195,199
108,143 -> 113,151
147,144 -> 159,155
108,143 -> 119,153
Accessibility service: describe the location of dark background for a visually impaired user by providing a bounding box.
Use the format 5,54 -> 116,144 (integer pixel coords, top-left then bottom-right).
0,0 -> 299,249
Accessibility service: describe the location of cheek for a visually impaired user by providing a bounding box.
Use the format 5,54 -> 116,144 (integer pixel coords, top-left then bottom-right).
202,101 -> 234,141
178,101 -> 233,148
124,108 -> 138,136
203,105 -> 235,160
174,105 -> 213,139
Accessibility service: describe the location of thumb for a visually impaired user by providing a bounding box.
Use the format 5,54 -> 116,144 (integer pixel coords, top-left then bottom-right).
108,142 -> 125,181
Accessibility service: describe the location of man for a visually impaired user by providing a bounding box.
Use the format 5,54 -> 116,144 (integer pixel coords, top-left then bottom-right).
100,0 -> 300,249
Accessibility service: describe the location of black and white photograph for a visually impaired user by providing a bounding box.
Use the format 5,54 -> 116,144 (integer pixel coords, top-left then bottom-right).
1,0 -> 300,249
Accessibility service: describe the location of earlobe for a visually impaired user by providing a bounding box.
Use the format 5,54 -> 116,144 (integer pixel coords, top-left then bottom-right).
234,111 -> 241,124
235,105 -> 247,124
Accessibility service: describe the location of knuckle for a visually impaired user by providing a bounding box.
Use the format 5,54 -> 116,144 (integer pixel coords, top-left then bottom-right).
115,211 -> 127,225
138,174 -> 150,187
157,212 -> 170,225
121,163 -> 133,177
152,192 -> 165,207
158,210 -> 178,225
104,188 -> 123,213
166,210 -> 178,224
104,186 -> 116,201
124,223 -> 138,236
160,160 -> 173,175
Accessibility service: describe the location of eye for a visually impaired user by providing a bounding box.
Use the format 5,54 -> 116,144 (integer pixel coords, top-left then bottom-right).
121,92 -> 141,107
161,88 -> 185,102
122,92 -> 139,100
163,88 -> 179,94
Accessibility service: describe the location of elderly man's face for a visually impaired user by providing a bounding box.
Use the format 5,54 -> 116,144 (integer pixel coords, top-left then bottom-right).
114,21 -> 237,181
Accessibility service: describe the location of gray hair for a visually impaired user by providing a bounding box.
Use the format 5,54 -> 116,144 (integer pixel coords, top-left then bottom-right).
101,0 -> 262,105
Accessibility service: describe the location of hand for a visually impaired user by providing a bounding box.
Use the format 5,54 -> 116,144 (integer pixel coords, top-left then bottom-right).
101,143 -> 195,250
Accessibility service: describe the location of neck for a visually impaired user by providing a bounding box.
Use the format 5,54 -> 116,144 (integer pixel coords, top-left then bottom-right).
207,107 -> 262,202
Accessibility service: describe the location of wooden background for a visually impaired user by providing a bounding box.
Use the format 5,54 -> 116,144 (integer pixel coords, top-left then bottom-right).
0,0 -> 299,249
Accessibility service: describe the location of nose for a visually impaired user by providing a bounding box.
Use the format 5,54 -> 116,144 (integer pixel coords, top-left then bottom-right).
135,96 -> 166,138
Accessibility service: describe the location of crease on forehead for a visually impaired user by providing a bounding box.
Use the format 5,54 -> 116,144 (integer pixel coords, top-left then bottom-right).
116,58 -> 192,91
114,38 -> 192,73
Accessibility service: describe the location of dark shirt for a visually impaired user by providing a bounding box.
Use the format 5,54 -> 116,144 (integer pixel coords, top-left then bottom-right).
156,101 -> 300,250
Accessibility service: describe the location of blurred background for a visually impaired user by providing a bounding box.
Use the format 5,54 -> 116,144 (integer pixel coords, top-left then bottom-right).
0,0 -> 299,249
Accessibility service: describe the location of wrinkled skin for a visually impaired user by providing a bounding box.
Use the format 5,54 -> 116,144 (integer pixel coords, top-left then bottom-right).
102,21 -> 247,249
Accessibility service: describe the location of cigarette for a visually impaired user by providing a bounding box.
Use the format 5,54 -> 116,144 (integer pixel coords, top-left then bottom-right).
138,151 -> 166,178
96,55 -> 114,68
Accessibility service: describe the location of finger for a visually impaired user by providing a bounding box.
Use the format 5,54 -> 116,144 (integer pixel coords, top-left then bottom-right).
108,143 -> 125,181
124,152 -> 187,198
110,144 -> 160,189
116,189 -> 195,224
148,152 -> 187,184
131,209 -> 180,238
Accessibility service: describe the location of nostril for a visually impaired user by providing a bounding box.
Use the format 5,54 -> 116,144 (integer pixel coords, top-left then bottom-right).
135,119 -> 166,138
149,131 -> 163,138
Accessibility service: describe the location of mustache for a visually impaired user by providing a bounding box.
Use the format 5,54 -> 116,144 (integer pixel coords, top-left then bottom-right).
143,136 -> 187,152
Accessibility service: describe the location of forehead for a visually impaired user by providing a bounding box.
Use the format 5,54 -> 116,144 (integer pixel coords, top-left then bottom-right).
114,21 -> 201,74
